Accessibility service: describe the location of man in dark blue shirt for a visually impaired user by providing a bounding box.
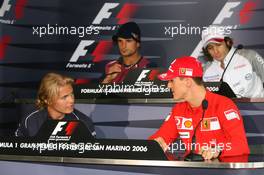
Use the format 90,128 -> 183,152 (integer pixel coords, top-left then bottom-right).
15,73 -> 96,137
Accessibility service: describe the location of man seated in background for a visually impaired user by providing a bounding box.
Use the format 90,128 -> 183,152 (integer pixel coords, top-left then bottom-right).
149,56 -> 249,160
15,72 -> 96,137
202,25 -> 264,98
102,21 -> 154,84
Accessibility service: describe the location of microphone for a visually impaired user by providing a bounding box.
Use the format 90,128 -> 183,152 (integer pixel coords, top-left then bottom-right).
237,44 -> 244,50
220,44 -> 243,82
202,99 -> 208,110
184,99 -> 208,161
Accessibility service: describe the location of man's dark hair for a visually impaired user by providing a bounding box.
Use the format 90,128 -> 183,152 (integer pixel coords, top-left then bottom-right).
192,77 -> 204,86
203,37 -> 233,62
179,77 -> 204,86
112,22 -> 141,43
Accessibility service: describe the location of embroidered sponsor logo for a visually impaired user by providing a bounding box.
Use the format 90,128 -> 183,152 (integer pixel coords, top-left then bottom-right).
234,64 -> 246,69
238,88 -> 245,95
168,59 -> 176,72
203,74 -> 220,81
201,117 -> 221,131
179,132 -> 190,139
175,117 -> 193,130
160,73 -> 167,79
224,109 -> 240,120
179,68 -> 193,76
233,82 -> 240,88
184,120 -> 192,128
245,73 -> 252,81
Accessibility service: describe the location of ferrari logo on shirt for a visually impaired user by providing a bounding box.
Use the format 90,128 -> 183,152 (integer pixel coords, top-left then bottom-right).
224,109 -> 240,120
202,119 -> 210,129
175,117 -> 193,130
201,117 -> 221,131
179,68 -> 193,76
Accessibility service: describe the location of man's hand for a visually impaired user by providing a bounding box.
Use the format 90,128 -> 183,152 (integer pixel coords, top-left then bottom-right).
102,63 -> 122,84
198,147 -> 221,160
107,63 -> 122,75
154,137 -> 168,152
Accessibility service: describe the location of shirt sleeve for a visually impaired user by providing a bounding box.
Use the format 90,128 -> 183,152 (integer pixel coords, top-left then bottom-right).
218,99 -> 250,157
251,51 -> 264,83
239,49 -> 264,83
148,109 -> 179,146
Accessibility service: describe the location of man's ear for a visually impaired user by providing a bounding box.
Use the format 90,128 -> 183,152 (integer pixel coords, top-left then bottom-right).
185,78 -> 193,87
226,40 -> 232,48
137,41 -> 140,49
44,99 -> 50,105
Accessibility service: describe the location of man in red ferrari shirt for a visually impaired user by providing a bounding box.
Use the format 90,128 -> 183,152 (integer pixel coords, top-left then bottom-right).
149,56 -> 249,160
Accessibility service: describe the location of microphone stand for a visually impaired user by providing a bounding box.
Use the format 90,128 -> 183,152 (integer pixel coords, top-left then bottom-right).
184,100 -> 208,161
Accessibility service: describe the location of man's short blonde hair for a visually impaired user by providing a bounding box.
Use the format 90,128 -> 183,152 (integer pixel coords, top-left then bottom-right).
36,73 -> 74,109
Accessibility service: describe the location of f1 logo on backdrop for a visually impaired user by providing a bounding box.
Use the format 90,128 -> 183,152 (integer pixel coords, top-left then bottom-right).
214,0 -> 260,25
92,3 -> 119,24
92,2 -> 140,24
49,121 -> 79,141
0,0 -> 11,17
239,0 -> 260,24
192,0 -> 257,58
67,2 -> 140,68
136,69 -> 160,82
213,2 -> 241,24
0,0 -> 27,20
69,40 -> 113,63
0,35 -> 11,60
69,40 -> 95,62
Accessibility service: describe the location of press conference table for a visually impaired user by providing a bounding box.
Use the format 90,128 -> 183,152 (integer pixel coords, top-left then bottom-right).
0,137 -> 263,175
4,97 -> 264,174
0,153 -> 263,175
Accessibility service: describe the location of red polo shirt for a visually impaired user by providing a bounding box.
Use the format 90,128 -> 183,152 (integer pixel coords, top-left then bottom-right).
149,91 -> 250,157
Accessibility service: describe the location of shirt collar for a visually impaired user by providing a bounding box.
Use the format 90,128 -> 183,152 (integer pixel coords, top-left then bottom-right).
223,46 -> 236,65
212,46 -> 236,67
186,100 -> 203,114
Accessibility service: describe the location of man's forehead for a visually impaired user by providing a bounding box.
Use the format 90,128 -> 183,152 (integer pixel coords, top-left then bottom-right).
117,37 -> 136,41
207,41 -> 225,47
170,77 -> 181,82
58,85 -> 73,95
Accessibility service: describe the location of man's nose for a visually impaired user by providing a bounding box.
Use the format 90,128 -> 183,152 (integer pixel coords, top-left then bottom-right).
213,47 -> 219,54
68,94 -> 74,103
167,81 -> 172,89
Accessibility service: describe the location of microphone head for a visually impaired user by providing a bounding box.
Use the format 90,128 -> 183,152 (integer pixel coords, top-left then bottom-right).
202,99 -> 208,110
237,44 -> 243,50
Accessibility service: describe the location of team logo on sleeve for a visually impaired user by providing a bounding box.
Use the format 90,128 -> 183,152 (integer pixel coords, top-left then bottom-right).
175,117 -> 193,130
224,109 -> 240,120
201,117 -> 221,131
